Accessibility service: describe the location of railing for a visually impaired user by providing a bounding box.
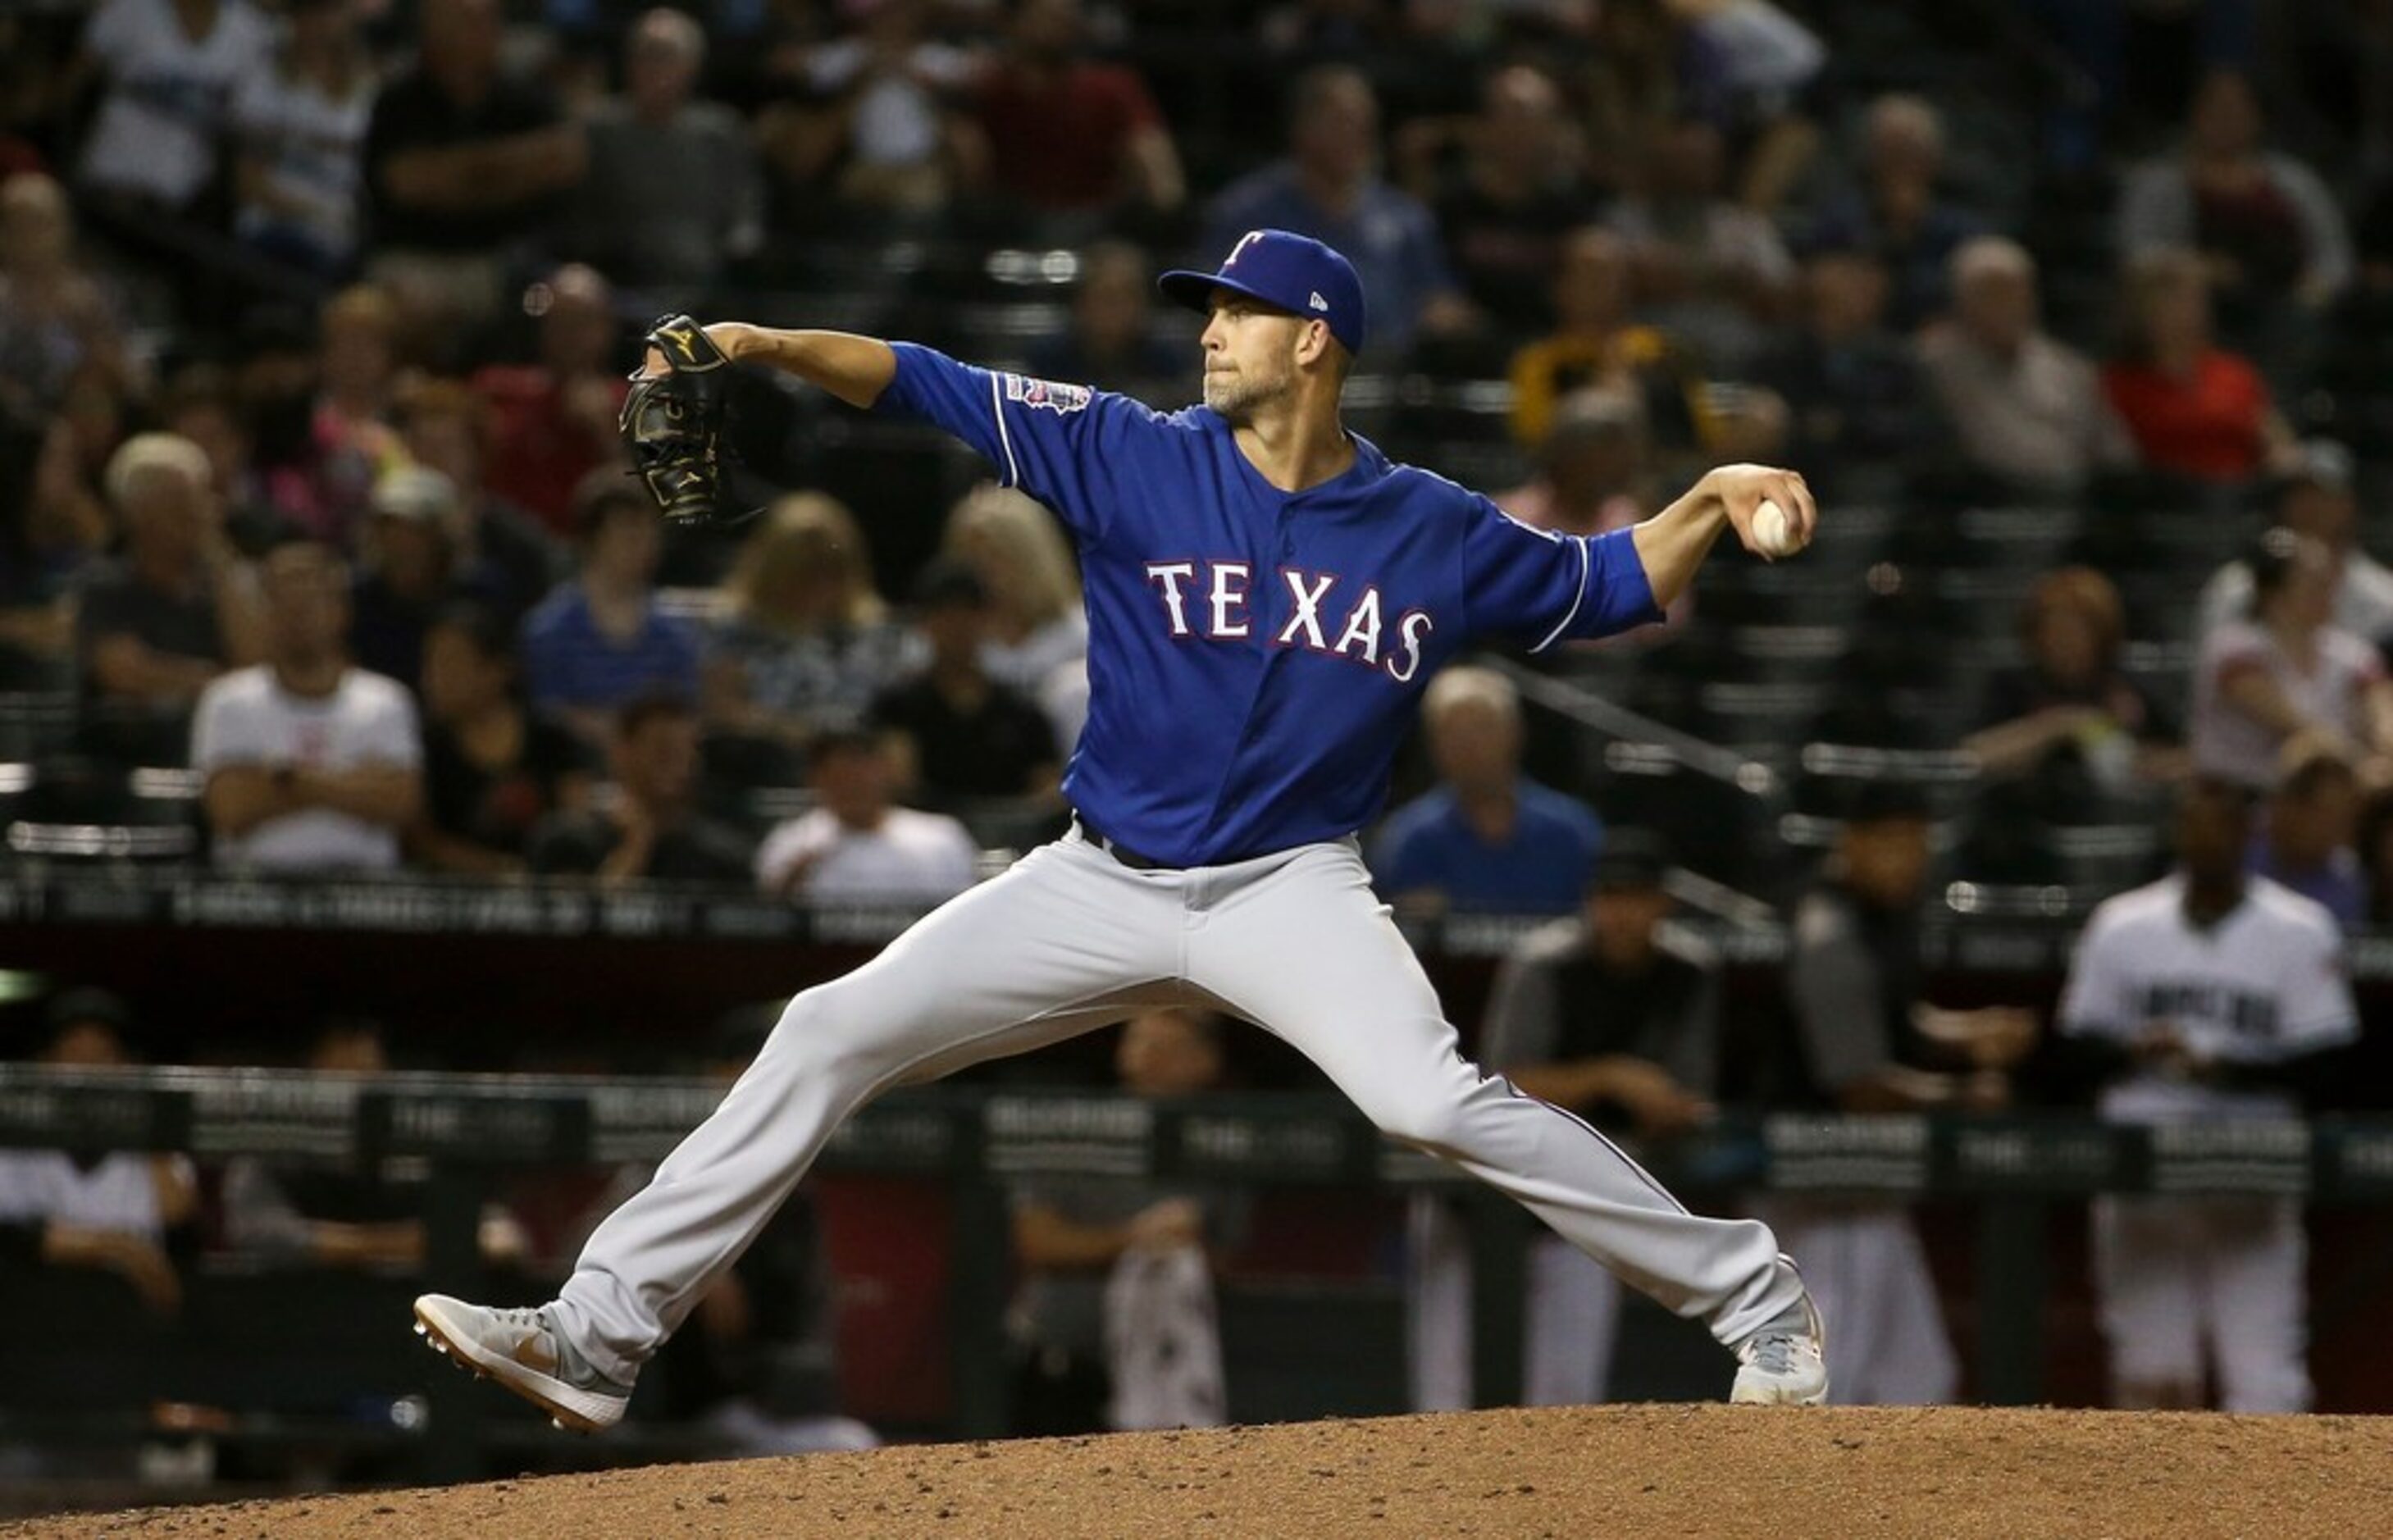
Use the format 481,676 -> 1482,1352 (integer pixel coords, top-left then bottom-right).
6,1066 -> 2391,1480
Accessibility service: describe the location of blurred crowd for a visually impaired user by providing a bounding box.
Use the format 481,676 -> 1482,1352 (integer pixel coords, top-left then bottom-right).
3,0 -> 2393,1462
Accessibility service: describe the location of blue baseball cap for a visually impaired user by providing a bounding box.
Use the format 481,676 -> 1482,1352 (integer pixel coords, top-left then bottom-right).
1157,230 -> 1368,357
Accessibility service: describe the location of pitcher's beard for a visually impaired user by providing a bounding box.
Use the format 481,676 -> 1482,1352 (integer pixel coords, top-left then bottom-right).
1202,369 -> 1284,423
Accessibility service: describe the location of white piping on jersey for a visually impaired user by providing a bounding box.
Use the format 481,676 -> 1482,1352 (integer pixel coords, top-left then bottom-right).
989,372 -> 1020,487
1530,534 -> 1592,654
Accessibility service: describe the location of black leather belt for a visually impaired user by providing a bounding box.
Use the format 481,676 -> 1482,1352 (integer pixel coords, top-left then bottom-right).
1073,814 -> 1180,871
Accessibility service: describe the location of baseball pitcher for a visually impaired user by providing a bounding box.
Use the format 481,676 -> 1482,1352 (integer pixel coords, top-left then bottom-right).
413,230 -> 1829,1428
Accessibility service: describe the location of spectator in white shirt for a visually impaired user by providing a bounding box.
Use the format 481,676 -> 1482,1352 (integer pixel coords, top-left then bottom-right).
0,989 -> 197,1318
71,0 -> 274,212
230,0 -> 376,276
1917,236 -> 2136,499
2197,442 -> 2393,650
193,540 -> 424,872
755,724 -> 978,905
2190,529 -> 2393,792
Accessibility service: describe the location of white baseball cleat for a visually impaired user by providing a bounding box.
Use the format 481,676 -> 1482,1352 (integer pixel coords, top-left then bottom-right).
412,1293 -> 631,1433
1730,1293 -> 1829,1406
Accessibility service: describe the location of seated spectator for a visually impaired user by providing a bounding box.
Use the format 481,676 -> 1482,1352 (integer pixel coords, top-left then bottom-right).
1964,567 -> 2181,791
1497,386 -> 1653,539
2191,529 -> 2393,791
230,304 -> 335,532
0,418 -> 82,683
1798,93 -> 1985,334
1023,241 -> 1185,400
362,0 -> 586,344
1672,0 -> 1826,213
942,486 -> 1088,704
528,692 -> 750,884
703,493 -> 925,751
1917,237 -> 2135,500
349,467 -> 467,692
303,283 -> 409,548
77,433 -> 266,763
1427,65 -> 1602,342
1200,66 -> 1472,358
0,989 -> 196,1318
1602,115 -> 1795,369
2100,248 -> 2295,485
2196,442 -> 2393,649
410,603 -> 591,876
754,724 -> 978,903
1370,664 -> 1604,917
523,476 -> 703,745
472,265 -> 629,540
230,0 -> 376,278
1749,243 -> 1951,497
70,0 -> 271,216
972,0 -> 1184,226
570,10 -> 762,313
1008,1008 -> 1236,1435
872,558 -> 1060,807
157,366 -> 288,556
2117,71 -> 2352,335
761,0 -> 978,217
1411,830 -> 1717,1411
0,173 -> 139,420
194,540 -> 423,873
2249,736 -> 2366,930
390,376 -> 564,622
1506,226 -> 1708,453
222,1018 -> 526,1269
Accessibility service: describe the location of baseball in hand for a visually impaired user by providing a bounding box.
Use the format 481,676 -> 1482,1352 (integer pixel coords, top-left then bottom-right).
1752,498 -> 1803,558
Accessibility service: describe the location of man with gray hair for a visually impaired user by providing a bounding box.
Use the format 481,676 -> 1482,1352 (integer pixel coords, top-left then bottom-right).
570,8 -> 763,312
1368,663 -> 1604,916
1801,92 -> 1987,331
77,434 -> 265,763
1916,235 -> 2134,498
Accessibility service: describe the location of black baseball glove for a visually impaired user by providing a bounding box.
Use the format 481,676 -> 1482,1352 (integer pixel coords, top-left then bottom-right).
619,314 -> 756,528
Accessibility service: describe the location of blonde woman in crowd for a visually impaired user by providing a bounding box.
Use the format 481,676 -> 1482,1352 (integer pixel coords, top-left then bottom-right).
704,492 -> 924,747
941,485 -> 1087,698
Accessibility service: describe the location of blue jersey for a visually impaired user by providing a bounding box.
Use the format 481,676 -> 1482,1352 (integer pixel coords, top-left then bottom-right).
875,344 -> 1664,865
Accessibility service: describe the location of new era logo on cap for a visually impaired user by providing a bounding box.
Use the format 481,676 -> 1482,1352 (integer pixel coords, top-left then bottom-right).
1157,230 -> 1369,356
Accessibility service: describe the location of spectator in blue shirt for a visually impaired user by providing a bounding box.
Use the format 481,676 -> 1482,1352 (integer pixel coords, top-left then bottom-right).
1799,94 -> 1986,335
2249,737 -> 2367,931
523,472 -> 702,745
1370,664 -> 1604,916
1198,66 -> 1474,359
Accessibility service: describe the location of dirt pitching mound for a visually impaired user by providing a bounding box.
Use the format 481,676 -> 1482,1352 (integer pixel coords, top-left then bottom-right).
8,1404 -> 2391,1539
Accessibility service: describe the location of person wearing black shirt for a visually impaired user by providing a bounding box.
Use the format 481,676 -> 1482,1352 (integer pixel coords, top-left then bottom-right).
221,1018 -> 528,1270
360,0 -> 586,342
1429,65 -> 1603,342
1410,831 -> 1716,1410
527,692 -> 750,885
1748,244 -> 1954,499
77,433 -> 262,764
1770,782 -> 2040,1406
872,558 -> 1060,809
410,603 -> 590,876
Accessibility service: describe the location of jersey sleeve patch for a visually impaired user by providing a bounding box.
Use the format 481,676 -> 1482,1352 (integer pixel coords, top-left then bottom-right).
1001,375 -> 1093,415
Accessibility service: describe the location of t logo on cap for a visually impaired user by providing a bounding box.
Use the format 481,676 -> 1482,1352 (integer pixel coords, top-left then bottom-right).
1158,230 -> 1370,358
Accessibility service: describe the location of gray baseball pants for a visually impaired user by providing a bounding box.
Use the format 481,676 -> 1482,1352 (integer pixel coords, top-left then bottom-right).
551,832 -> 1806,1385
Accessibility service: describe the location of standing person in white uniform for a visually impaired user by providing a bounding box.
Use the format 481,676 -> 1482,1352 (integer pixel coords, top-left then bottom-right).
2058,777 -> 2359,1412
